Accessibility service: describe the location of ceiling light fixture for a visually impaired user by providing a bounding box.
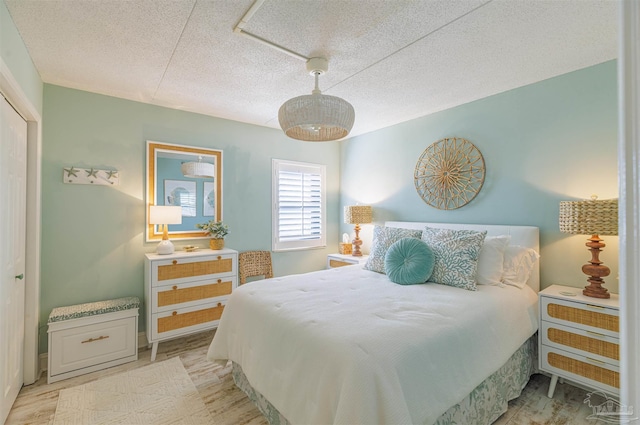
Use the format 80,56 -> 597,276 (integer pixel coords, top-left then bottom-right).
278,57 -> 355,142
181,156 -> 215,178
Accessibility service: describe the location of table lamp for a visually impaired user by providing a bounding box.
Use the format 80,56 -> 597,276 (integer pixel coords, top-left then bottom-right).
559,196 -> 618,298
344,205 -> 372,257
149,205 -> 182,255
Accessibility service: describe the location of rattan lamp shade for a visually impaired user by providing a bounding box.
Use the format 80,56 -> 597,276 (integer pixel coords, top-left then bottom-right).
344,205 -> 372,224
559,198 -> 618,236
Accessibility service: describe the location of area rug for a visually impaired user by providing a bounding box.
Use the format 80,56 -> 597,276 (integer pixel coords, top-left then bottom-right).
51,357 -> 212,424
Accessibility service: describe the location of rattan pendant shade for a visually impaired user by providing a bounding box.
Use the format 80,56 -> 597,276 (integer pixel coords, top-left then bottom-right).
181,157 -> 215,179
278,57 -> 355,142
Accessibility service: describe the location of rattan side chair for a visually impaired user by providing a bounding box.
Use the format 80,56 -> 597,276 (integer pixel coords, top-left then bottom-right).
238,250 -> 273,285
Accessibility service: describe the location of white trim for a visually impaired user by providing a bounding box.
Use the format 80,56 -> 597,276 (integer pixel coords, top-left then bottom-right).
0,58 -> 42,385
618,0 -> 640,415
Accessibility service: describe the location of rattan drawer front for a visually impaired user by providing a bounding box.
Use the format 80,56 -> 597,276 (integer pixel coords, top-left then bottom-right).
542,346 -> 619,394
155,303 -> 225,337
542,321 -> 619,364
329,259 -> 354,268
542,298 -> 618,335
155,279 -> 233,309
153,254 -> 235,285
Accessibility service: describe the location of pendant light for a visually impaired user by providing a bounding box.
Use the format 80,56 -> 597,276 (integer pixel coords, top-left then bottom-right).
278,57 -> 355,142
181,156 -> 215,178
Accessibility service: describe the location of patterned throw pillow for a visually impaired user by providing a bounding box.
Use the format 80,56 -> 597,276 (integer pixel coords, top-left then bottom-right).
421,227 -> 487,291
364,226 -> 423,274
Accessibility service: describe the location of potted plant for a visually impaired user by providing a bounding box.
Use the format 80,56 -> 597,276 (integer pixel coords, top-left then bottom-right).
196,220 -> 229,250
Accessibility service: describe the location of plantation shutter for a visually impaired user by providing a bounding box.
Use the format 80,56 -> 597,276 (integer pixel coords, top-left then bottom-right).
272,159 -> 326,251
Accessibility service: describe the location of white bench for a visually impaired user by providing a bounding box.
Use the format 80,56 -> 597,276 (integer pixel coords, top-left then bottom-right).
47,297 -> 139,383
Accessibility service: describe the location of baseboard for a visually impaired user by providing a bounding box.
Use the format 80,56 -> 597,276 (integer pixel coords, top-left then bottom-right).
138,331 -> 148,350
38,352 -> 47,375
38,332 -> 148,374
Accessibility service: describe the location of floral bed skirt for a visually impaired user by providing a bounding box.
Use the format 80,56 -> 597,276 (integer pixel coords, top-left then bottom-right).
232,334 -> 538,425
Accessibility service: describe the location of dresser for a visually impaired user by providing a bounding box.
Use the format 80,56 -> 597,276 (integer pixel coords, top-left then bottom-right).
539,284 -> 619,398
144,248 -> 238,361
326,253 -> 369,269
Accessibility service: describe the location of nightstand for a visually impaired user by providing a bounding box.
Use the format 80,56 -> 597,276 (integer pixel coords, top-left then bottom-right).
539,284 -> 619,398
327,253 -> 369,269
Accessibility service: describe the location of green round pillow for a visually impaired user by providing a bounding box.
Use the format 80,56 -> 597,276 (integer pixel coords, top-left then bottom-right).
384,237 -> 435,285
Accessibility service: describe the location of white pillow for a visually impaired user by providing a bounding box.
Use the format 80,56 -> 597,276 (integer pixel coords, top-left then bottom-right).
476,235 -> 511,285
502,245 -> 540,289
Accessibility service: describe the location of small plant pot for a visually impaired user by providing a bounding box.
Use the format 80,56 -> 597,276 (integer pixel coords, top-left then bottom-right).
209,238 -> 224,250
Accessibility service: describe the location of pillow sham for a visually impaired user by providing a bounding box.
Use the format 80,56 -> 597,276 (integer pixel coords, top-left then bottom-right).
476,235 -> 511,285
384,238 -> 435,285
502,245 -> 540,289
421,227 -> 487,291
364,225 -> 423,274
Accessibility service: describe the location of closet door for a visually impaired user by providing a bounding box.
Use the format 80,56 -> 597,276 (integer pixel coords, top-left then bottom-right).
0,96 -> 27,424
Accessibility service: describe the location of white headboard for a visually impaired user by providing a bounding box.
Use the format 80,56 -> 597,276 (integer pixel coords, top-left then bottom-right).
385,221 -> 540,292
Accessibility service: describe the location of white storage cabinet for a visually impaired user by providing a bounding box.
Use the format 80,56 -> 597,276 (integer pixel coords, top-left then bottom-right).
47,297 -> 139,384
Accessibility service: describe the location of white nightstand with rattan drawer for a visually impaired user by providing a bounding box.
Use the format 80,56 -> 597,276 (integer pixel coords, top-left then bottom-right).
327,253 -> 369,269
539,284 -> 619,398
144,248 -> 238,361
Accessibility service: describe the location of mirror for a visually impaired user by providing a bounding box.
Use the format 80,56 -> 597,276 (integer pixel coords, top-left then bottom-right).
146,141 -> 222,242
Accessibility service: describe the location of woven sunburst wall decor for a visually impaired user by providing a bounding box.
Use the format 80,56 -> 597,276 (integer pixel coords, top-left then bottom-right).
414,137 -> 485,210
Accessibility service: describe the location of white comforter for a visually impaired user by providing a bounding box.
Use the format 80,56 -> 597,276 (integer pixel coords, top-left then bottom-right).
207,265 -> 538,425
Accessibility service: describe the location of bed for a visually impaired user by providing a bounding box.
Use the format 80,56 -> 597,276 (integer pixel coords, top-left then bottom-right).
207,222 -> 540,425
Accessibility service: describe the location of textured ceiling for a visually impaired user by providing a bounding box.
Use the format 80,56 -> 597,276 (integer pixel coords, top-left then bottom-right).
4,0 -> 618,139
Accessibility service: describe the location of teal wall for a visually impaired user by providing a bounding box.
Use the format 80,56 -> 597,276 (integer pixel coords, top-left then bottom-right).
340,61 -> 619,293
0,1 -> 43,114
156,157 -> 214,232
40,85 -> 341,352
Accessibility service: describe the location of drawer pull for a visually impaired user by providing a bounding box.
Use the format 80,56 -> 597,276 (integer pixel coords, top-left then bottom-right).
217,256 -> 222,260
585,356 -> 606,365
172,311 -> 177,316
586,304 -> 605,309
217,302 -> 222,307
172,260 -> 178,265
81,335 -> 109,344
217,279 -> 222,283
173,285 -> 178,290
586,330 -> 607,338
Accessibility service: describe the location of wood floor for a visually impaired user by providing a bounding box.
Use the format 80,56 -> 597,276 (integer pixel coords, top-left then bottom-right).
6,331 -> 609,425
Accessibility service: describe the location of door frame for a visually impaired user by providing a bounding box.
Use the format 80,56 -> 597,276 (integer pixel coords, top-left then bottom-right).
619,0 -> 640,413
0,58 -> 41,385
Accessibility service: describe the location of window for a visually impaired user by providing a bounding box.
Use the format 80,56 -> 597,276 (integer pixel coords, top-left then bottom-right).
272,159 -> 326,251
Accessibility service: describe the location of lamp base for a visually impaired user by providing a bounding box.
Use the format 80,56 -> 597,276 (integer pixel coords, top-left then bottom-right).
352,223 -> 363,257
581,234 -> 610,299
583,281 -> 610,299
156,239 -> 175,255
